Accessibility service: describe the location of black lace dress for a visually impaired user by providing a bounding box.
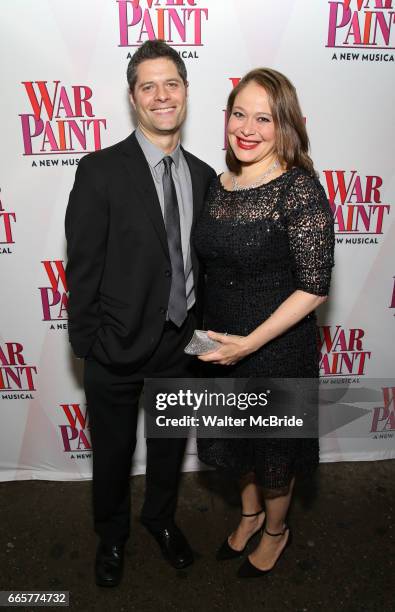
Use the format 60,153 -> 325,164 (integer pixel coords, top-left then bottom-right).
193,167 -> 335,490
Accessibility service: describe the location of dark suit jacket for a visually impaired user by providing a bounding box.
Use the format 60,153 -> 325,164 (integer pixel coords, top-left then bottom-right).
65,131 -> 216,367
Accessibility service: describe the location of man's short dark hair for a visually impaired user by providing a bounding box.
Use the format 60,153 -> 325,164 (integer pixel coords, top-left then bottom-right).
127,39 -> 187,94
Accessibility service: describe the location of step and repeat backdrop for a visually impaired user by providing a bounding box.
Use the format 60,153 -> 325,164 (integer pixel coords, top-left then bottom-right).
0,0 -> 394,480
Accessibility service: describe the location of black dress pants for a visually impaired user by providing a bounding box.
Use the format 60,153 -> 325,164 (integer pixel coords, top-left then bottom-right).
83,310 -> 197,545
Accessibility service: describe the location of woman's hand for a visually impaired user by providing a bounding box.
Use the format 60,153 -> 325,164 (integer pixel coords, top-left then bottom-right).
197,331 -> 253,366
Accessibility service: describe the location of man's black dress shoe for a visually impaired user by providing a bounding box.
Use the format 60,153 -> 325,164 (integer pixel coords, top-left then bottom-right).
95,542 -> 124,587
145,524 -> 193,569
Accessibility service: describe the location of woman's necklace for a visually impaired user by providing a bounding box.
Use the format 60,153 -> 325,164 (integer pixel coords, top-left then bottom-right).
231,159 -> 280,191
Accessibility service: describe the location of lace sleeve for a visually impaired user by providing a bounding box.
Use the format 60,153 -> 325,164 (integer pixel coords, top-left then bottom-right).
283,171 -> 335,296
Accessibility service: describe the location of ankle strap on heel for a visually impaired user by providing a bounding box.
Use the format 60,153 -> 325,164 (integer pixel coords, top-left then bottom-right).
264,525 -> 288,537
241,508 -> 265,517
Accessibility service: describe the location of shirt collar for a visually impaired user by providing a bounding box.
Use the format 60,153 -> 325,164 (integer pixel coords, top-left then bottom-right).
135,127 -> 181,169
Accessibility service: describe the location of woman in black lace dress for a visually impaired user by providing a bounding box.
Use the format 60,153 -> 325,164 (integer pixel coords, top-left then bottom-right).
193,68 -> 335,578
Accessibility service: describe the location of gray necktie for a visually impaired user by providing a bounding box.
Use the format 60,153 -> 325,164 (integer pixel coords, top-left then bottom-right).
162,156 -> 187,327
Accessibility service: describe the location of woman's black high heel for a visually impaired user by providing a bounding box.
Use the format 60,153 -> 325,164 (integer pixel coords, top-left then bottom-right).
216,509 -> 266,561
237,524 -> 292,578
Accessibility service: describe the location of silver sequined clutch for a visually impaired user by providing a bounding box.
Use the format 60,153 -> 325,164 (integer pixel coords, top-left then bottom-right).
184,330 -> 221,355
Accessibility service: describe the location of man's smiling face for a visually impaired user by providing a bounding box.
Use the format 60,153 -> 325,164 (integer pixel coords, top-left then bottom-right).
130,57 -> 188,140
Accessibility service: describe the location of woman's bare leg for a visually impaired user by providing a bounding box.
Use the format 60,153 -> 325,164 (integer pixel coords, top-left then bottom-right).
248,476 -> 295,569
228,472 -> 266,551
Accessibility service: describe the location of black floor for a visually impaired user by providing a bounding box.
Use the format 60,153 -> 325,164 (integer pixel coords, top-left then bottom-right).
0,461 -> 394,612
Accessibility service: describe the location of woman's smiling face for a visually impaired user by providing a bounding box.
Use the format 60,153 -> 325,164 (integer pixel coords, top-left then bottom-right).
227,81 -> 277,167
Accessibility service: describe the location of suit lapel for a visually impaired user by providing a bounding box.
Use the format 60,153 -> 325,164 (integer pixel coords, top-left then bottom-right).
182,148 -> 207,292
182,148 -> 204,233
120,135 -> 207,259
121,132 -> 169,257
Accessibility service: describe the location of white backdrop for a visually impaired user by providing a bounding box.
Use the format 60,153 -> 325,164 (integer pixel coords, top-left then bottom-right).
0,0 -> 394,481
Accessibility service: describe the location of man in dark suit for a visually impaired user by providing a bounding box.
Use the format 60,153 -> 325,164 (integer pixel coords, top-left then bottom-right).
65,40 -> 215,587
